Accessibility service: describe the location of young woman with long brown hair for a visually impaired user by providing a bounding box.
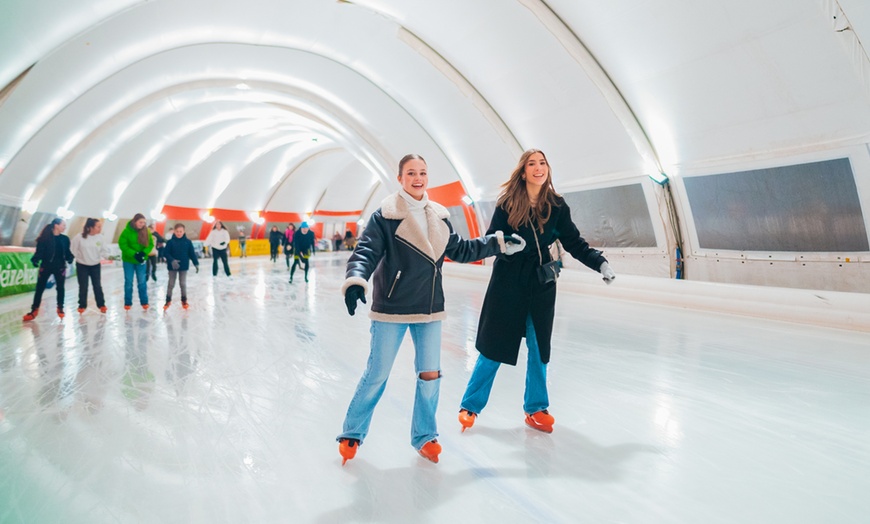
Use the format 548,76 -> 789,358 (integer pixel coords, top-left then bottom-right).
118,213 -> 154,310
457,149 -> 616,434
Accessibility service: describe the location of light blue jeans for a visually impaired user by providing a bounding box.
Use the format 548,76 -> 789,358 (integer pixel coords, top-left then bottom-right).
123,261 -> 149,306
339,320 -> 442,450
460,314 -> 549,415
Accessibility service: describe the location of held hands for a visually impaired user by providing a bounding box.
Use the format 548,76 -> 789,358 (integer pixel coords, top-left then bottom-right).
134,251 -> 145,263
171,260 -> 180,270
600,262 -> 616,284
501,233 -> 526,256
344,285 -> 366,316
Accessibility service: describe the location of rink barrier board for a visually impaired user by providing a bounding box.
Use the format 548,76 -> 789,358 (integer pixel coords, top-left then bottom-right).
442,263 -> 870,333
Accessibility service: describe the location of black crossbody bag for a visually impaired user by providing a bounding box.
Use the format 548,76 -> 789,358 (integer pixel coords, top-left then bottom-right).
532,223 -> 560,284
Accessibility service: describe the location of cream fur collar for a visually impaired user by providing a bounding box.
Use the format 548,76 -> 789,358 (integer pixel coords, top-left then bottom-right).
380,192 -> 450,261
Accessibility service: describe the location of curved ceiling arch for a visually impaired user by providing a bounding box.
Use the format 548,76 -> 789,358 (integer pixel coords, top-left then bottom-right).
112,125 -> 331,218
44,104 -> 316,214
0,1 -> 564,204
3,42 -> 500,213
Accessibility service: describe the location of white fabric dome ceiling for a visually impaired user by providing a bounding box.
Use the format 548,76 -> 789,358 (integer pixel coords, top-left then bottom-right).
1,0 -> 869,290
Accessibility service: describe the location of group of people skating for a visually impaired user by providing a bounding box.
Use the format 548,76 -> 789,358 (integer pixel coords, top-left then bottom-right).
337,149 -> 616,465
17,148 -> 617,467
21,214 -> 250,320
268,222 -> 316,283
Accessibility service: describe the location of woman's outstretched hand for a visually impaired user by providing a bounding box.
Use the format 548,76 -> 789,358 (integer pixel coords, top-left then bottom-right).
600,262 -> 616,284
345,285 -> 367,315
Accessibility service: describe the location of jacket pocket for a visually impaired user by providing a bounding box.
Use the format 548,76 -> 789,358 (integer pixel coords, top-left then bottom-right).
387,270 -> 402,299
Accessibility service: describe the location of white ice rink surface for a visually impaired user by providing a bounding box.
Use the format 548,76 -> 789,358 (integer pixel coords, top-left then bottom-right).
0,254 -> 868,523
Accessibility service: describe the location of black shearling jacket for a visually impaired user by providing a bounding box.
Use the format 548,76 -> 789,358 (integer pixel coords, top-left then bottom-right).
342,192 -> 506,323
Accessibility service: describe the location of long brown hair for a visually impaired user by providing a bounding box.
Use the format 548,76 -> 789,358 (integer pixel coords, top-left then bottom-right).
82,218 -> 99,239
131,213 -> 150,246
497,149 -> 561,232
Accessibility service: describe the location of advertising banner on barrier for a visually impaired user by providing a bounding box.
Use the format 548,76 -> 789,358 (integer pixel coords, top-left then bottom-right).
0,252 -> 40,298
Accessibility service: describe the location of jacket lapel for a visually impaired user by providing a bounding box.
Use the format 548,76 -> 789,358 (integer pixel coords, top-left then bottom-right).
381,193 -> 451,262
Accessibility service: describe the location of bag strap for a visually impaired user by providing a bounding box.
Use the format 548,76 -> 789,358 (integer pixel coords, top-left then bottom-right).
531,218 -> 544,267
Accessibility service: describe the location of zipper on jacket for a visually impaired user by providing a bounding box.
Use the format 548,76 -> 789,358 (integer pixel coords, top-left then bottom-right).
429,266 -> 437,313
387,270 -> 402,298
396,237 -> 436,266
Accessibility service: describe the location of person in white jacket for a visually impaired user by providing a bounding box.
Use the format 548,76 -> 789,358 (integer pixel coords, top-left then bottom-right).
205,220 -> 232,277
70,218 -> 110,313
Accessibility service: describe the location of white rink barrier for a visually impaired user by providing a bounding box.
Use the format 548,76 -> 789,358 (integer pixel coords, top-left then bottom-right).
443,262 -> 870,333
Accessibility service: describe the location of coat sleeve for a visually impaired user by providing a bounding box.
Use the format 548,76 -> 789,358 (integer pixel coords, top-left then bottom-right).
64,236 -> 75,263
118,229 -> 132,258
99,236 -> 109,259
443,219 -> 504,263
70,235 -> 81,261
188,241 -> 199,266
342,211 -> 387,295
164,240 -> 176,266
31,240 -> 45,266
554,202 -> 607,272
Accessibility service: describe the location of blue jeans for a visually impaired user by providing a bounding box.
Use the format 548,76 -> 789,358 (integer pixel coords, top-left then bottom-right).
123,261 -> 148,306
339,320 -> 442,450
461,314 -> 549,415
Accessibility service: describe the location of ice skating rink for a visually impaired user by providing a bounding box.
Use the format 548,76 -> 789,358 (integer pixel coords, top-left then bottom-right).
0,254 -> 868,524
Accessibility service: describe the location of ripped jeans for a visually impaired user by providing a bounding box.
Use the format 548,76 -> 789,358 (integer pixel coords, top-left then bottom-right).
339,320 -> 441,450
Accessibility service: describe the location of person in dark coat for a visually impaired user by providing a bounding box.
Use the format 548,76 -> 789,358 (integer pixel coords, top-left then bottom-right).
288,222 -> 316,283
457,149 -> 616,435
163,223 -> 200,310
336,153 -> 524,466
268,226 -> 283,263
23,217 -> 75,320
146,225 -> 165,282
283,223 -> 296,268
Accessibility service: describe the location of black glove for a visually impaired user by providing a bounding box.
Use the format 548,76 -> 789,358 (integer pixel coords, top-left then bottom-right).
344,285 -> 366,316
30,257 -> 38,267
134,251 -> 145,263
195,265 -> 199,274
171,260 -> 180,270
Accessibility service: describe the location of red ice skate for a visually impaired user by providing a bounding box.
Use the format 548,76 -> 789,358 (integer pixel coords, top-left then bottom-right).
458,409 -> 476,432
339,438 -> 359,465
418,440 -> 442,463
124,305 -> 132,311
163,301 -> 171,311
142,304 -> 149,311
524,410 -> 555,433
57,308 -> 65,319
99,306 -> 107,313
22,309 -> 39,321
77,308 -> 85,314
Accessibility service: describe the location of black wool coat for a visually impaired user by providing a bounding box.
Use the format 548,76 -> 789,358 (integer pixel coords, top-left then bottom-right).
476,199 -> 607,365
